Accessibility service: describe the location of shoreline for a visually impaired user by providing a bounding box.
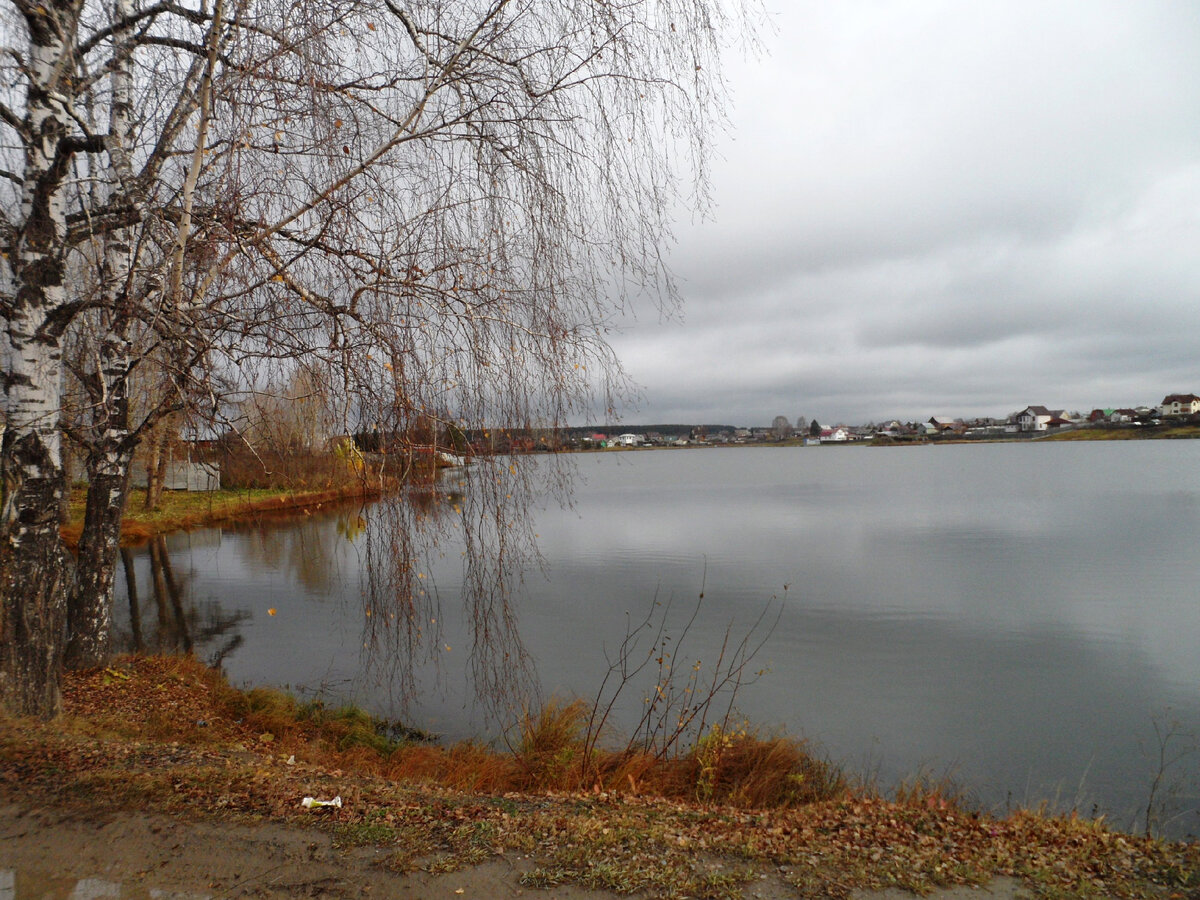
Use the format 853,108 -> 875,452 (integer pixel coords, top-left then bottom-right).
562,424 -> 1200,452
60,482 -> 388,549
0,655 -> 1195,899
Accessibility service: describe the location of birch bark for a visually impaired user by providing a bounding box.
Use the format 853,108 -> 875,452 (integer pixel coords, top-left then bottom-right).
64,0 -> 139,670
0,2 -> 79,716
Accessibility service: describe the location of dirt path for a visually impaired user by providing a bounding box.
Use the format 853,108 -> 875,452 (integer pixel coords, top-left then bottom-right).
0,802 -> 1028,900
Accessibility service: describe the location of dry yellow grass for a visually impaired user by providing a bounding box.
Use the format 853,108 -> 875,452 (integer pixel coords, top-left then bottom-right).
4,655 -> 1197,899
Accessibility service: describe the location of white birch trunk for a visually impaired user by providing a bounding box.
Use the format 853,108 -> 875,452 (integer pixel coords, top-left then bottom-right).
66,0 -> 139,670
0,10 -> 76,716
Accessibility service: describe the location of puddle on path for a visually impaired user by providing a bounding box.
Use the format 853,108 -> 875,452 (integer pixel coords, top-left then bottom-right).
0,869 -> 210,900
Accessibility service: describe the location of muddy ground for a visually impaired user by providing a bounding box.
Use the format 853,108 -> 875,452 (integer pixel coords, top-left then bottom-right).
0,802 -> 1027,900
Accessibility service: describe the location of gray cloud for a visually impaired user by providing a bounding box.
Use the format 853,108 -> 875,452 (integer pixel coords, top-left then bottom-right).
608,0 -> 1200,426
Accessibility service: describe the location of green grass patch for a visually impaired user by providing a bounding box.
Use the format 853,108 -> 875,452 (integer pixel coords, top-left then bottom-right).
62,484 -> 382,547
332,821 -> 399,847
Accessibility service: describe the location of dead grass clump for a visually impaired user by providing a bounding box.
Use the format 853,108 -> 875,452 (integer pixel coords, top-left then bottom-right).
226,691 -> 420,771
233,686 -> 304,738
590,749 -> 660,797
385,741 -> 519,792
892,769 -> 969,811
515,698 -> 589,790
686,727 -> 846,807
382,699 -> 848,809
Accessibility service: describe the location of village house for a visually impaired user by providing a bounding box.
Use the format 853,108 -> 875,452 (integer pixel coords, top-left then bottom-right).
1012,406 -> 1072,432
926,416 -> 967,435
1159,394 -> 1200,417
874,420 -> 908,438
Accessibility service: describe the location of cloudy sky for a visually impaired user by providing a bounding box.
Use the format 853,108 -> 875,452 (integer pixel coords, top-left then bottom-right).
608,0 -> 1200,427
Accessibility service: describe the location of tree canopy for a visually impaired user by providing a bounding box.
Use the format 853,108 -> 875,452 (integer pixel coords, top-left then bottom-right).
0,0 -> 760,716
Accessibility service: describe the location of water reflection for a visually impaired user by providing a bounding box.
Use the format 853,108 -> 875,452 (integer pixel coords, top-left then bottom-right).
115,457 -> 556,727
111,443 -> 1200,836
360,471 -> 540,722
119,538 -> 249,666
0,869 -> 210,899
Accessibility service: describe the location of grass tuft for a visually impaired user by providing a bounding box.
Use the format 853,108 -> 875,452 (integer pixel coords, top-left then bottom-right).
685,726 -> 847,807
516,698 -> 588,789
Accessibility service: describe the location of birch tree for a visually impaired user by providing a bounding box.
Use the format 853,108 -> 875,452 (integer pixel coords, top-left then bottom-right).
0,0 -> 759,716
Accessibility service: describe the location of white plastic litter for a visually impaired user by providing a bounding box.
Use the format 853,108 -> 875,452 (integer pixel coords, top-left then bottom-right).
301,795 -> 342,809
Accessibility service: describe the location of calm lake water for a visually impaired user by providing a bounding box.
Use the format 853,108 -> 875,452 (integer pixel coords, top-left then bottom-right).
115,441 -> 1200,835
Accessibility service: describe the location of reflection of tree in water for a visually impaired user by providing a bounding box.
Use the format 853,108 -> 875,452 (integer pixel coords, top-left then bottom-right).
109,458 -> 568,727
235,514 -> 342,595
117,538 -> 249,666
362,457 -> 558,726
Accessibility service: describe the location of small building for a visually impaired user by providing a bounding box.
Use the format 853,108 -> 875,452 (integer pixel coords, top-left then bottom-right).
131,456 -> 220,492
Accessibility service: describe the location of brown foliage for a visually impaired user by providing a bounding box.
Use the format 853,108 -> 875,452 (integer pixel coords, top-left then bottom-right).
216,446 -> 363,491
58,657 -> 843,810
5,655 -> 1198,899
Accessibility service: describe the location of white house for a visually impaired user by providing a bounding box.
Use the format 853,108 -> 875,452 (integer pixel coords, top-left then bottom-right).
615,433 -> 645,447
1013,406 -> 1069,432
1159,394 -> 1200,417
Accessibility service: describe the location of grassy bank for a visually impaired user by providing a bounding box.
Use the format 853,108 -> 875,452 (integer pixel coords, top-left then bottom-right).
2,655 -> 1195,899
60,483 -> 384,548
1043,425 -> 1200,441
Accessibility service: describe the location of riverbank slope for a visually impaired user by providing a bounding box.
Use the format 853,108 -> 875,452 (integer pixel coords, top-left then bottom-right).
1,656 -> 1194,899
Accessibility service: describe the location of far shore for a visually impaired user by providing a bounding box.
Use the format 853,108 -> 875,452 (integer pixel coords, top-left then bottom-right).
572,422 -> 1200,451
62,423 -> 1200,547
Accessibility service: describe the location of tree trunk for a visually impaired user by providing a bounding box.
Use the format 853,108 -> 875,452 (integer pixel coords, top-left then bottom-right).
0,427 -> 69,717
64,458 -> 131,669
59,449 -> 74,525
0,337 -> 71,715
0,6 -> 77,717
145,424 -> 171,511
60,0 -> 145,672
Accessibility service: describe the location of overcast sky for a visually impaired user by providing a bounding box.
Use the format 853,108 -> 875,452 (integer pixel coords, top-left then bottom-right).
608,0 -> 1200,427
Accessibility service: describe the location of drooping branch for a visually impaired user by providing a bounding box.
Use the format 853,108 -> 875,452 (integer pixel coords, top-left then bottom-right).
77,0 -> 211,58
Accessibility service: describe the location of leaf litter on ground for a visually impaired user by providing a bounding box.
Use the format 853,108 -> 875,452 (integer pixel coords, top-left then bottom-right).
0,655 -> 1195,900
